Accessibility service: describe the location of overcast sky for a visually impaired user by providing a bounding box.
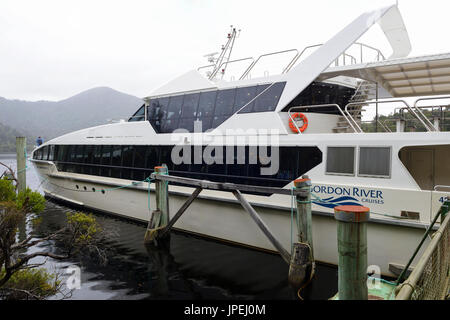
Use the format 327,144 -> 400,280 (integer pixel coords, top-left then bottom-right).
1,0 -> 450,101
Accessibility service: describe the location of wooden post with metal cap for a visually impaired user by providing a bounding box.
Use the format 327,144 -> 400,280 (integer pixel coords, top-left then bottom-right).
288,176 -> 315,292
334,205 -> 370,300
144,165 -> 169,244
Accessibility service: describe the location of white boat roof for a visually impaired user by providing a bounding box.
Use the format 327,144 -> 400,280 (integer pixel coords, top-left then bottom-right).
318,53 -> 450,98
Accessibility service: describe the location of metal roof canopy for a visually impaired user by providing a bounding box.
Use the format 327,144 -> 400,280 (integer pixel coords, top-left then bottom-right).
319,53 -> 450,98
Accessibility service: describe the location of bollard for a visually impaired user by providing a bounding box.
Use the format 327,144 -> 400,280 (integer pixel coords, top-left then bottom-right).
288,176 -> 315,292
154,165 -> 169,227
16,137 -> 27,193
334,205 -> 370,300
145,165 -> 169,244
294,176 -> 313,254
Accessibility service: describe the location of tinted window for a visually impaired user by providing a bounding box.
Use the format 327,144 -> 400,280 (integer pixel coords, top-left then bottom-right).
42,146 -> 49,160
326,147 -> 355,175
359,147 -> 391,177
214,89 -> 236,116
93,145 -> 102,164
197,91 -> 217,118
181,93 -> 200,118
129,104 -> 145,122
148,98 -> 169,120
84,145 -> 95,164
234,86 -> 257,113
101,145 -> 112,165
48,145 -> 55,161
75,145 -> 85,163
112,146 -> 122,166
146,147 -> 159,170
134,146 -> 147,168
122,146 -> 134,167
167,95 -> 183,120
253,82 -> 286,112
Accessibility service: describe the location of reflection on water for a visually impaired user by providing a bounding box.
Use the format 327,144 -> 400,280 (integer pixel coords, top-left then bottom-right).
0,153 -> 338,300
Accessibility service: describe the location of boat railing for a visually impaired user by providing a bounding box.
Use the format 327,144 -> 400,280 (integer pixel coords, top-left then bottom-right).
239,49 -> 299,80
199,42 -> 385,81
211,57 -> 255,80
434,185 -> 450,191
288,104 -> 358,133
344,99 -> 433,133
394,103 -> 450,132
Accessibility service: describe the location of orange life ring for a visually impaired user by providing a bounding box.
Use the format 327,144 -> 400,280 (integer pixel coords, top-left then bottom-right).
289,113 -> 308,133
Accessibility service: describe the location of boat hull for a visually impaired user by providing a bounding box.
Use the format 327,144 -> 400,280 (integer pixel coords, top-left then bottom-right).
37,164 -> 431,277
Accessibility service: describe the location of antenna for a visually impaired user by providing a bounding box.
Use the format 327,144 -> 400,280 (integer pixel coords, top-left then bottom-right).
206,26 -> 240,80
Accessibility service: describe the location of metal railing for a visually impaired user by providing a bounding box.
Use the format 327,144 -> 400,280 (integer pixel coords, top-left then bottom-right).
345,99 -> 433,133
396,202 -> 450,300
240,49 -> 299,80
288,104 -> 358,133
199,41 -> 386,81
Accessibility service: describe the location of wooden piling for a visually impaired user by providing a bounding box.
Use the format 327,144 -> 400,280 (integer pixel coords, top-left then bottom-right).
289,176 -> 315,291
16,137 -> 26,193
154,165 -> 169,227
294,177 -> 313,255
334,205 -> 370,300
145,165 -> 169,244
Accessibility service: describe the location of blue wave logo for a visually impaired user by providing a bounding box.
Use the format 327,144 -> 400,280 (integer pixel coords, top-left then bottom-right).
312,196 -> 362,209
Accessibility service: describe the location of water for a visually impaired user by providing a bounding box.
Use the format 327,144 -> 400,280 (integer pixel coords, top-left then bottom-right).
0,153 -> 338,300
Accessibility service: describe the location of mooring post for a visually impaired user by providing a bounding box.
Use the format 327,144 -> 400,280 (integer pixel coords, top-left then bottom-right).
334,205 -> 370,300
294,176 -> 313,254
16,137 -> 26,193
145,165 -> 169,244
288,176 -> 315,291
155,165 -> 169,227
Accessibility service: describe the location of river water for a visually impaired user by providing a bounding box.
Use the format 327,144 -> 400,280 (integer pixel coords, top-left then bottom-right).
0,153 -> 338,300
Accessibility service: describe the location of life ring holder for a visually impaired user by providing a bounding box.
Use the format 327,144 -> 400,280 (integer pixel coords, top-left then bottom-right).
289,113 -> 308,133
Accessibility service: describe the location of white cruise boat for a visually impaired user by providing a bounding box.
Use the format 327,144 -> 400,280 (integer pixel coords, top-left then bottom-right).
31,5 -> 450,276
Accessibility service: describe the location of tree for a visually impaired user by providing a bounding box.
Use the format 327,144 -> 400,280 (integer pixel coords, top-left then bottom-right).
0,171 -> 105,300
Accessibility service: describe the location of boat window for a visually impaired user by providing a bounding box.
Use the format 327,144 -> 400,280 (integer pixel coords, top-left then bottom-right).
253,82 -> 285,112
50,144 -> 323,190
41,146 -> 49,161
181,93 -> 200,118
111,145 -> 122,166
233,86 -> 257,113
129,104 -> 146,122
179,93 -> 200,132
283,81 -> 355,115
122,145 -> 135,168
56,145 -> 64,161
197,91 -> 217,132
35,147 -> 42,160
100,145 -> 112,176
67,145 -> 76,162
134,146 -> 147,169
326,146 -> 355,175
93,145 -> 102,164
358,147 -> 391,178
167,95 -> 183,120
75,145 -> 85,163
85,145 -> 95,164
238,82 -> 286,113
214,89 -> 236,117
48,145 -> 55,161
146,146 -> 159,169
148,98 -> 169,121
159,95 -> 183,133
